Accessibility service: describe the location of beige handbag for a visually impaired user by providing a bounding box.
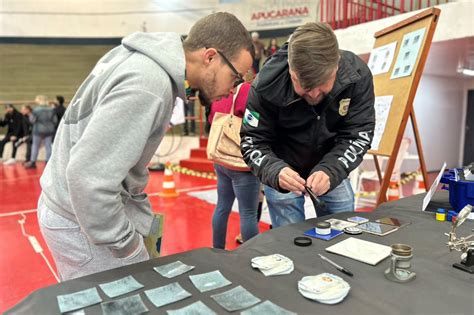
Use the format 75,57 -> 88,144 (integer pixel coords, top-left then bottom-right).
207,84 -> 250,171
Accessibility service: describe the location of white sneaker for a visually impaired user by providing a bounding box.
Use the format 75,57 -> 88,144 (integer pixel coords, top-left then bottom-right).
3,158 -> 16,165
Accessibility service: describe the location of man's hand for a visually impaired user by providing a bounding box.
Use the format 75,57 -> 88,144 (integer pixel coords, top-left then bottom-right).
10,136 -> 17,141
307,171 -> 331,196
278,167 -> 306,195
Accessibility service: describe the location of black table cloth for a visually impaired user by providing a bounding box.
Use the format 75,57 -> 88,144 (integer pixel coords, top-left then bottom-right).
7,191 -> 474,314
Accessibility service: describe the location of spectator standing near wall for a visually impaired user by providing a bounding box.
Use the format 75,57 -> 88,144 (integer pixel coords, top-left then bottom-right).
183,80 -> 197,136
265,38 -> 280,56
18,105 -> 34,164
24,95 -> 57,169
251,32 -> 265,74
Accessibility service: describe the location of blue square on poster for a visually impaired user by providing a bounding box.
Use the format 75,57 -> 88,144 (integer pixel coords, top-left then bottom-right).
304,228 -> 343,241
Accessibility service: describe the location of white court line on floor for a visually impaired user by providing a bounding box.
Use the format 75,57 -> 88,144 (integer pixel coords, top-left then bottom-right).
17,213 -> 60,282
0,209 -> 37,217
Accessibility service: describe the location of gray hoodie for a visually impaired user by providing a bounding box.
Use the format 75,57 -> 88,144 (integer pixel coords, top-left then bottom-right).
40,32 -> 185,258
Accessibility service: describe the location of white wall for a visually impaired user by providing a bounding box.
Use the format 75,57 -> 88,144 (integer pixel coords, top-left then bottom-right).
336,0 -> 474,55
402,74 -> 474,171
0,0 -> 318,37
460,80 -> 474,164
0,0 -> 215,37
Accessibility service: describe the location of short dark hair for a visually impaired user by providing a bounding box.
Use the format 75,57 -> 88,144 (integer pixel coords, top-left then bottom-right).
56,95 -> 64,105
183,12 -> 254,61
289,22 -> 340,90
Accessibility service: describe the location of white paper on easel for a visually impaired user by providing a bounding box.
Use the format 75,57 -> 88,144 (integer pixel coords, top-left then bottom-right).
170,97 -> 185,126
422,162 -> 447,211
391,27 -> 426,79
368,41 -> 397,75
371,95 -> 393,151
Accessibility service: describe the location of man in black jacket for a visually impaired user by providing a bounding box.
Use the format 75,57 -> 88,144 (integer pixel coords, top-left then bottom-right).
0,104 -> 24,164
240,23 -> 375,228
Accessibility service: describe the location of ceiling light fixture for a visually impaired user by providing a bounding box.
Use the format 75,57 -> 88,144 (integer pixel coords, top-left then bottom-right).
457,67 -> 474,76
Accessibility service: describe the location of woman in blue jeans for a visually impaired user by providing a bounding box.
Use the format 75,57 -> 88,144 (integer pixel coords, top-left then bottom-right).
209,82 -> 260,249
213,164 -> 260,248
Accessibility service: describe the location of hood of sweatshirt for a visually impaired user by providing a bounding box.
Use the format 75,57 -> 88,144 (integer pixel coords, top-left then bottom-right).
122,32 -> 186,100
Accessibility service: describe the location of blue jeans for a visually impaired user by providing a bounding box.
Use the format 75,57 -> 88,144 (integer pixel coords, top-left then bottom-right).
264,178 -> 354,228
31,134 -> 53,162
213,164 -> 260,249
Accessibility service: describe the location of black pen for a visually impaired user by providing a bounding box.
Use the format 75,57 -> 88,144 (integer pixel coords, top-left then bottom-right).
318,254 -> 354,277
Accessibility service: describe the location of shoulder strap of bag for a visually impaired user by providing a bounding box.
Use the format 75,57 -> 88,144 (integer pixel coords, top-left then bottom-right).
229,83 -> 243,116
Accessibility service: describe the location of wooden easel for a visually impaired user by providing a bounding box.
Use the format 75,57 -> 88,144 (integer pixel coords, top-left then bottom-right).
367,8 -> 441,206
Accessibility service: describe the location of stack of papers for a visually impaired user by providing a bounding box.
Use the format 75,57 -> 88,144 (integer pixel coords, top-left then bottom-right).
298,273 -> 350,304
251,254 -> 294,276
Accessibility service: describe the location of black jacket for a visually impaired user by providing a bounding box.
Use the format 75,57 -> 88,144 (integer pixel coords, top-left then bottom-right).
0,109 -> 24,138
240,44 -> 375,192
22,113 -> 33,137
54,105 -> 66,129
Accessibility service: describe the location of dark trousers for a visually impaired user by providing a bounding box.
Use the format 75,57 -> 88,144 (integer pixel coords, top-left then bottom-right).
0,135 -> 18,159
252,58 -> 261,74
183,100 -> 196,135
24,137 -> 32,161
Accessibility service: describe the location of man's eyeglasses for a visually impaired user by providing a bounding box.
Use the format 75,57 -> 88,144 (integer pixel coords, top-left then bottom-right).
216,50 -> 245,88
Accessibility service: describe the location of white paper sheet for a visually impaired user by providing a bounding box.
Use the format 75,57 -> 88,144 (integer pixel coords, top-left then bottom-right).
391,27 -> 426,79
371,95 -> 394,151
170,97 -> 185,126
422,162 -> 447,211
368,41 -> 397,75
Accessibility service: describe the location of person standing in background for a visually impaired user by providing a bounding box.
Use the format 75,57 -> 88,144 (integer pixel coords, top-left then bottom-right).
18,105 -> 33,164
54,96 -> 66,126
265,38 -> 280,56
183,80 -> 197,136
251,32 -> 265,74
24,95 -> 57,169
209,81 -> 260,249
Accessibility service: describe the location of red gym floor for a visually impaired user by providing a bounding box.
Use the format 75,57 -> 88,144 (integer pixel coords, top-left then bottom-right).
0,162 -> 271,312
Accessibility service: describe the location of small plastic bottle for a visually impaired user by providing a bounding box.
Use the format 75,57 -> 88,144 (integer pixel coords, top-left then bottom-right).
447,210 -> 457,222
436,208 -> 446,221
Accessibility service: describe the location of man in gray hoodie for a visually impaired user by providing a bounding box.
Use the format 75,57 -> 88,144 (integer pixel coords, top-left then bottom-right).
38,12 -> 254,280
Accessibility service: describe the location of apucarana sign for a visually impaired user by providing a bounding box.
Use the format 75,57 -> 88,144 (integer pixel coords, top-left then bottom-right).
220,0 -> 318,30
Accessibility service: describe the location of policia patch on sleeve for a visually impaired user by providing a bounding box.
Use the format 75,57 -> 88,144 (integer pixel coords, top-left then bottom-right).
244,109 -> 260,127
